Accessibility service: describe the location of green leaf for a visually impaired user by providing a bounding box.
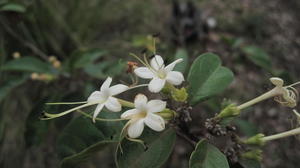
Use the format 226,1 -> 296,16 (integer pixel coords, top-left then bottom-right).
173,48 -> 188,73
57,112 -> 124,167
0,3 -> 26,13
187,53 -> 234,105
241,46 -> 272,71
83,60 -> 124,79
116,128 -> 176,168
0,75 -> 28,101
70,49 -> 107,69
61,140 -> 116,168
239,159 -> 261,168
234,119 -> 258,136
189,140 -> 230,168
0,57 -> 53,73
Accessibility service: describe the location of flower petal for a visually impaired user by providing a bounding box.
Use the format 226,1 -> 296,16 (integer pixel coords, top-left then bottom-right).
92,103 -> 104,122
127,119 -> 145,138
144,113 -> 165,132
87,91 -> 105,103
147,100 -> 166,113
166,71 -> 184,85
134,94 -> 148,110
165,58 -> 183,72
109,84 -> 129,96
105,97 -> 121,112
148,77 -> 166,93
270,77 -> 284,87
150,55 -> 164,70
134,67 -> 154,79
100,77 -> 112,91
121,109 -> 140,119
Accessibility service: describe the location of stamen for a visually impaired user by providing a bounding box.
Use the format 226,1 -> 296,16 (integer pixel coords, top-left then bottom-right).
41,102 -> 97,120
46,101 -> 87,105
126,136 -> 147,150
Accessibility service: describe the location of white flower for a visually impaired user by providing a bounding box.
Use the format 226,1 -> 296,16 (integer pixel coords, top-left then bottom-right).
121,94 -> 166,138
87,77 -> 128,122
270,77 -> 298,108
134,55 -> 184,93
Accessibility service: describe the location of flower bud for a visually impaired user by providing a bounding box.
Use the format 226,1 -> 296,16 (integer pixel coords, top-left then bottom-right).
216,104 -> 240,119
157,108 -> 176,120
12,52 -> 21,59
171,87 -> 188,102
241,149 -> 263,162
243,133 -> 265,146
30,72 -> 39,80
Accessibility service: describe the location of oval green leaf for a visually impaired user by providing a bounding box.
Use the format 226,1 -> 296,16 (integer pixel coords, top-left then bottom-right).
116,128 -> 176,168
187,53 -> 234,105
0,57 -> 53,74
189,140 -> 230,168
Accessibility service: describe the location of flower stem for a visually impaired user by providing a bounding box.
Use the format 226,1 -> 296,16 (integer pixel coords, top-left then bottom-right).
118,99 -> 134,108
262,127 -> 300,142
237,88 -> 280,110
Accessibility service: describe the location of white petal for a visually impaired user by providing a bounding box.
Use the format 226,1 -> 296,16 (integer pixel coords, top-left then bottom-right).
100,77 -> 112,91
92,104 -> 104,122
134,67 -> 154,79
105,97 -> 121,112
127,119 -> 145,138
165,58 -> 183,72
87,91 -> 105,103
270,77 -> 284,87
148,77 -> 166,93
150,55 -> 165,70
144,113 -> 165,132
121,109 -> 140,119
134,94 -> 148,110
166,71 -> 184,85
109,84 -> 128,96
147,100 -> 166,113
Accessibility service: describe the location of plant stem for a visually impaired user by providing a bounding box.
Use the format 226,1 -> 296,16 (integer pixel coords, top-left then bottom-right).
262,127 -> 300,142
237,88 -> 279,110
118,99 -> 134,108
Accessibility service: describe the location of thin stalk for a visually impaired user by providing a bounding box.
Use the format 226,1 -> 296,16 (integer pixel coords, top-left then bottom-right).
78,110 -> 128,122
237,88 -> 279,110
262,127 -> 300,142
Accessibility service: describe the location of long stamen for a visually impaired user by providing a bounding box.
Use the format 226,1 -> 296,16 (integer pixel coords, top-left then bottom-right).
41,102 -> 97,120
126,136 -> 147,149
46,101 -> 87,105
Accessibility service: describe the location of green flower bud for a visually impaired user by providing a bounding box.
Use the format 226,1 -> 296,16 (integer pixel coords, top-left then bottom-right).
216,104 -> 240,119
157,108 -> 177,120
243,133 -> 265,146
241,149 -> 263,162
171,87 -> 188,102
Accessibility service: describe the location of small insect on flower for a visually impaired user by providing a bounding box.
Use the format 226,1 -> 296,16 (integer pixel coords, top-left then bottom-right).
121,94 -> 166,138
134,55 -> 184,93
126,61 -> 138,74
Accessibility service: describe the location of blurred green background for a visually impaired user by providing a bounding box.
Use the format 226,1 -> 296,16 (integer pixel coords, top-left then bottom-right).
1,0 -> 300,167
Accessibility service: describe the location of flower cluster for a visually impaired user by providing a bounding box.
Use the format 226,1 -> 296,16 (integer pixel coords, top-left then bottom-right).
43,54 -> 184,139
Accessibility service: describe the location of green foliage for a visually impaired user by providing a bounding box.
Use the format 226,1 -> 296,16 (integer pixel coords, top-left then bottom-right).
173,48 -> 189,73
0,57 -> 54,74
116,128 -> 176,168
187,53 -> 234,105
68,49 -> 107,69
189,140 -> 230,168
239,159 -> 261,168
241,46 -> 272,72
0,75 -> 28,102
0,2 -> 26,13
58,111 -> 123,158
234,119 -> 258,136
84,60 -> 125,79
61,140 -> 116,168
